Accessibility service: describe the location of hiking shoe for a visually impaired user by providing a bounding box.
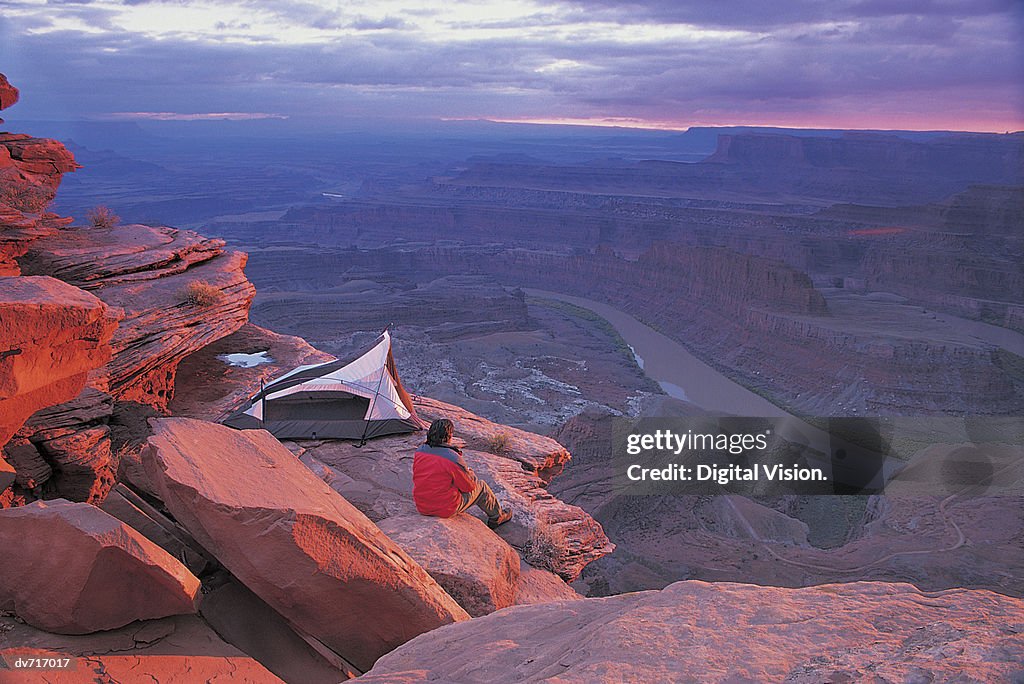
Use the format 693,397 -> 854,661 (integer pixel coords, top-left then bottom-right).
487,510 -> 513,529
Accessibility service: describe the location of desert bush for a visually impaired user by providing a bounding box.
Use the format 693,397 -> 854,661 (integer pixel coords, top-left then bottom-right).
523,526 -> 568,573
0,182 -> 51,213
87,205 -> 120,228
486,431 -> 511,454
182,280 -> 223,307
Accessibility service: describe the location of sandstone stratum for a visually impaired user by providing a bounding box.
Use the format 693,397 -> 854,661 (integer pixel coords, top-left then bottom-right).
357,580 -> 1024,683
1,72 -> 1022,682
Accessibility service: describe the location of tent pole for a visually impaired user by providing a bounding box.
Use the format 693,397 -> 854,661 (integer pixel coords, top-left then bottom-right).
356,327 -> 391,447
260,378 -> 266,428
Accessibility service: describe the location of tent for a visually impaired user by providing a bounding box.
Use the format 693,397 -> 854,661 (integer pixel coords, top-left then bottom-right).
223,330 -> 427,440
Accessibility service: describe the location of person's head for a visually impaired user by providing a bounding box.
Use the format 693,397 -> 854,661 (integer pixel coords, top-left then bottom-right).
426,418 -> 454,447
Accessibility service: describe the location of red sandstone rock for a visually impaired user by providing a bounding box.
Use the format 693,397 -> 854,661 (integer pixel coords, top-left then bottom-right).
1,438 -> 51,491
22,225 -> 255,409
0,276 -> 118,446
378,514 -> 520,617
358,580 -> 1024,683
0,614 -> 283,683
142,418 -> 469,671
0,76 -> 79,274
302,396 -> 614,583
34,426 -> 115,503
0,73 -> 18,111
0,134 -> 80,186
515,559 -> 582,605
19,387 -> 114,434
0,499 -> 200,634
416,394 -> 570,473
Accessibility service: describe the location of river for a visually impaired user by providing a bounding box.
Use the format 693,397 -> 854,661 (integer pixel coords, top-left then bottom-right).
525,289 -> 913,484
525,289 -> 787,417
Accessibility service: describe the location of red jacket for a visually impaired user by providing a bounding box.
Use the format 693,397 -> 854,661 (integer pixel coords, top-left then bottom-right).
413,444 -> 477,517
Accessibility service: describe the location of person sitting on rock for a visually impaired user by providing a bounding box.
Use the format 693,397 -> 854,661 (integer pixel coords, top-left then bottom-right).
413,418 -> 513,529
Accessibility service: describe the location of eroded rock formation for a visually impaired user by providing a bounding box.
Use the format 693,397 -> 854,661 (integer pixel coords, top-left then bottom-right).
21,224 -> 256,408
0,87 -> 80,275
358,580 -> 1024,683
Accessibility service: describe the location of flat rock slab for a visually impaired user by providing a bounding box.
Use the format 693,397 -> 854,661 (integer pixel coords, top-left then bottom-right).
357,580 -> 1024,683
0,499 -> 199,634
143,417 -> 469,672
0,614 -> 283,683
378,514 -> 520,617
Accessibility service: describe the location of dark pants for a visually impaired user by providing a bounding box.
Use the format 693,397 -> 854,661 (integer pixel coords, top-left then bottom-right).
456,479 -> 502,521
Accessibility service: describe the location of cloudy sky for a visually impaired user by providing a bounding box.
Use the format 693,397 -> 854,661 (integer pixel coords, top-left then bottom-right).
1,0 -> 1022,132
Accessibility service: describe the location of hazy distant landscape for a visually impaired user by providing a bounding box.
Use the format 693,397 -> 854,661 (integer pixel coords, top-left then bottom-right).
12,114 -> 1019,600
25,117 -> 1023,423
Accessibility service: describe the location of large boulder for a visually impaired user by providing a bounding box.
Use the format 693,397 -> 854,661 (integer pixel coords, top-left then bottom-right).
0,276 -> 118,446
358,580 -> 1024,683
142,418 -> 469,672
0,499 -> 200,634
33,425 -> 115,503
378,514 -> 520,617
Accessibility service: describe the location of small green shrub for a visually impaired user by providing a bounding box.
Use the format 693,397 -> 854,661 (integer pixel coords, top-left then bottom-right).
87,205 -> 120,228
523,526 -> 568,574
183,280 -> 223,307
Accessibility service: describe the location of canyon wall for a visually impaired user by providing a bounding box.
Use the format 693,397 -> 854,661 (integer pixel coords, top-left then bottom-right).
247,242 -> 1021,415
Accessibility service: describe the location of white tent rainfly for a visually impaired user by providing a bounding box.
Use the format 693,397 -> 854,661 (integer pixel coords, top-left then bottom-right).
223,330 -> 426,441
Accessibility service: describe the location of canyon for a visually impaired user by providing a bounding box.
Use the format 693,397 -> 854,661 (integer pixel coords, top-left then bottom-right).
1,73 -> 1022,682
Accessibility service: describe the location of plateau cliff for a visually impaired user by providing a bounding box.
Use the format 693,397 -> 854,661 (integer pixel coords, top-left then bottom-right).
0,74 -> 607,681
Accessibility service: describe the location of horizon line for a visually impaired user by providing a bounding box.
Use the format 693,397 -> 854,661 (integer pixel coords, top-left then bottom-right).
5,114 -> 1022,137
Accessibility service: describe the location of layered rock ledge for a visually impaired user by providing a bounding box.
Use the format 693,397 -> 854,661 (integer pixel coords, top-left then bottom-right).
21,224 -> 256,408
300,396 -> 614,583
358,580 -> 1024,683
